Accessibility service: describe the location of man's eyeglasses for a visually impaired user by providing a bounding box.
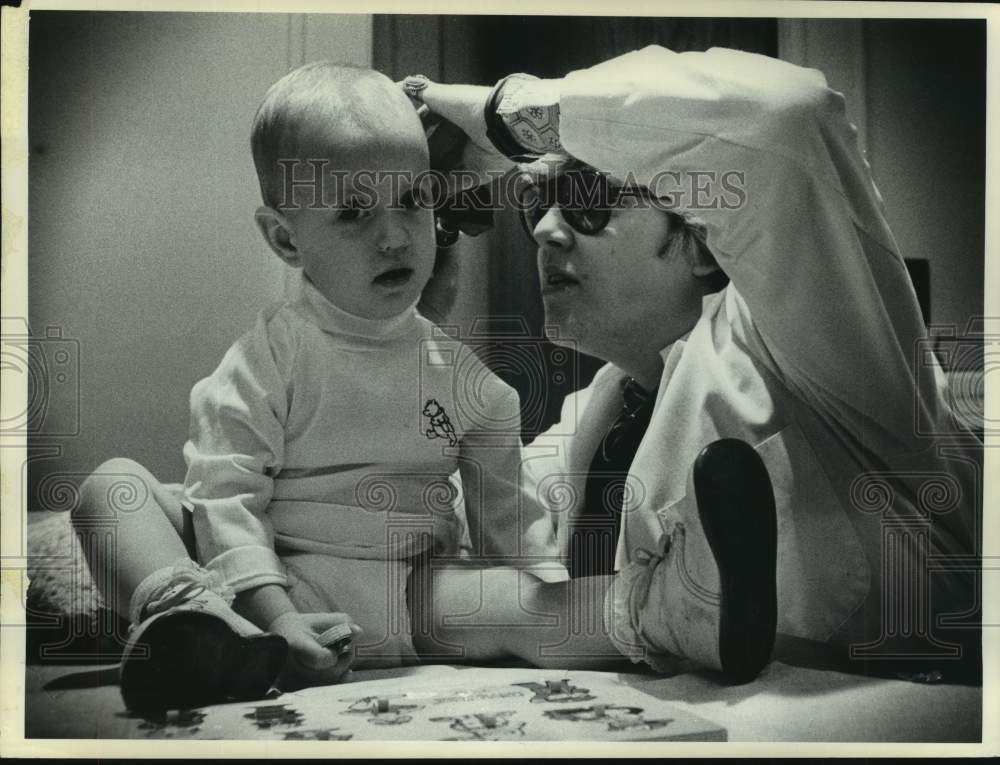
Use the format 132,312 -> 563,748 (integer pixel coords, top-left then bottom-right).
515,170 -> 658,242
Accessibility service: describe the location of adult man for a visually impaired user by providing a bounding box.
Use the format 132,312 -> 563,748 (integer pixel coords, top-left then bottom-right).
408,44 -> 981,676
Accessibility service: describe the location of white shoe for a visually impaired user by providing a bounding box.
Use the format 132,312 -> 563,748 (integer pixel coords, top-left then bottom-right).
607,439 -> 777,684
120,559 -> 287,712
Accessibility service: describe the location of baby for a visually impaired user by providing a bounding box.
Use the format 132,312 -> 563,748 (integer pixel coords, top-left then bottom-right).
74,62 -> 549,712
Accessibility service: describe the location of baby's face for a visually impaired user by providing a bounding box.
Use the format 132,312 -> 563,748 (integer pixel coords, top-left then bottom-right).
281,127 -> 436,320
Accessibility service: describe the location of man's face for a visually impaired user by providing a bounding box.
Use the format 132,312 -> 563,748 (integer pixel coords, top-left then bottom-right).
531,193 -> 703,357
280,133 -> 436,320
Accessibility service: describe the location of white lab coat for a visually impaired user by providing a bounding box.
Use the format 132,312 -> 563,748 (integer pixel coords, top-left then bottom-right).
523,46 -> 980,647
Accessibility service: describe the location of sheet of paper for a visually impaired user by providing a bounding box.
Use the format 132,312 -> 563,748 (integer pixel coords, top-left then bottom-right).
121,669 -> 726,741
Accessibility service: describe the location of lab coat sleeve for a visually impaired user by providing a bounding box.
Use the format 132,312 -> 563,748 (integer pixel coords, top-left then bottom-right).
557,45 -> 940,453
183,311 -> 294,592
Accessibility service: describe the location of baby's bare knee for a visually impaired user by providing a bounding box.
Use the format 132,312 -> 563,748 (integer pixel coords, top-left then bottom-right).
76,458 -> 155,524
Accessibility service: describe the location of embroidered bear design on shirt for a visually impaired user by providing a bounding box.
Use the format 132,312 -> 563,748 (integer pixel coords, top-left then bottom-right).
423,399 -> 458,446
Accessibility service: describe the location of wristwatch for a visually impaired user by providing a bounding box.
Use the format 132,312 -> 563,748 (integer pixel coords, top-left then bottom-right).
484,74 -> 563,162
484,74 -> 542,162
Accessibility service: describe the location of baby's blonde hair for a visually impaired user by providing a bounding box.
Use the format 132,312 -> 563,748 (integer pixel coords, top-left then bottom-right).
251,62 -> 418,209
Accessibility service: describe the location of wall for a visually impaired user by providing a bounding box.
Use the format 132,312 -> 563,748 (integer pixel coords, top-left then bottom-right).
27,12 -> 373,500
780,18 -> 986,331
864,19 -> 986,333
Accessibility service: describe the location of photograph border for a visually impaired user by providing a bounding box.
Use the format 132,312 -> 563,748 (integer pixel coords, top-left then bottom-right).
2,0 -> 997,757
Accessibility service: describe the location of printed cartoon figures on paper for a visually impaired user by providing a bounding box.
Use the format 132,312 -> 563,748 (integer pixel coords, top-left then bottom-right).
513,679 -> 595,703
340,695 -> 424,725
135,708 -> 206,738
243,704 -> 304,730
543,704 -> 674,732
429,710 -> 527,740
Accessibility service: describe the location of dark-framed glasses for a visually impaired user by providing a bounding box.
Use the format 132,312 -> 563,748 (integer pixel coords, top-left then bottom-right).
515,169 -> 657,242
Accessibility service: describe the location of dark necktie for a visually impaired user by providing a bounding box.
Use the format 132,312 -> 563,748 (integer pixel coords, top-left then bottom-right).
568,377 -> 658,579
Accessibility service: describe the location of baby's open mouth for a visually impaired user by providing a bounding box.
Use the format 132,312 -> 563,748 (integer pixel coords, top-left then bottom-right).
373,267 -> 414,288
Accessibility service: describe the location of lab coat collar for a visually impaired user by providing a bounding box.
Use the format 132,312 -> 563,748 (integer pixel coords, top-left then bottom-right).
653,290 -> 720,370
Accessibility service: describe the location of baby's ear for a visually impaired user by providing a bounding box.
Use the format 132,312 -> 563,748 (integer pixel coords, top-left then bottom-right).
255,206 -> 300,267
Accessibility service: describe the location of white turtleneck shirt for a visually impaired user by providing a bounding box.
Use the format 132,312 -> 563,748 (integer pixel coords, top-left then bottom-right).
183,274 -> 545,593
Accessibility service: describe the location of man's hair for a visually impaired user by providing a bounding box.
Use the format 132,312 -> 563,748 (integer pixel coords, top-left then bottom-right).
250,62 -> 412,209
661,211 -> 730,293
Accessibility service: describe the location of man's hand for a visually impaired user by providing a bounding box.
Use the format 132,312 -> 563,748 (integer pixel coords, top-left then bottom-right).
268,611 -> 363,689
403,80 -> 495,155
400,78 -> 515,187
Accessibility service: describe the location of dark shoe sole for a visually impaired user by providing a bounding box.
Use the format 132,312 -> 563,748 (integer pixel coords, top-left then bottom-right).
694,438 -> 778,685
120,610 -> 288,713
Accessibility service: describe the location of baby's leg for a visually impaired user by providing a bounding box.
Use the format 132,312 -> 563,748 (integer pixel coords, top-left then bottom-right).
410,565 -> 628,670
282,552 -> 418,671
74,457 -> 194,618
75,457 -> 287,712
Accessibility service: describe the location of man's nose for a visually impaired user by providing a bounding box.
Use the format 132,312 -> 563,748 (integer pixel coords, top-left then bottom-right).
533,206 -> 574,249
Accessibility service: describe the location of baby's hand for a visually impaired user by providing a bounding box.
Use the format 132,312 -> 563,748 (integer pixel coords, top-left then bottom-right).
268,611 -> 363,689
